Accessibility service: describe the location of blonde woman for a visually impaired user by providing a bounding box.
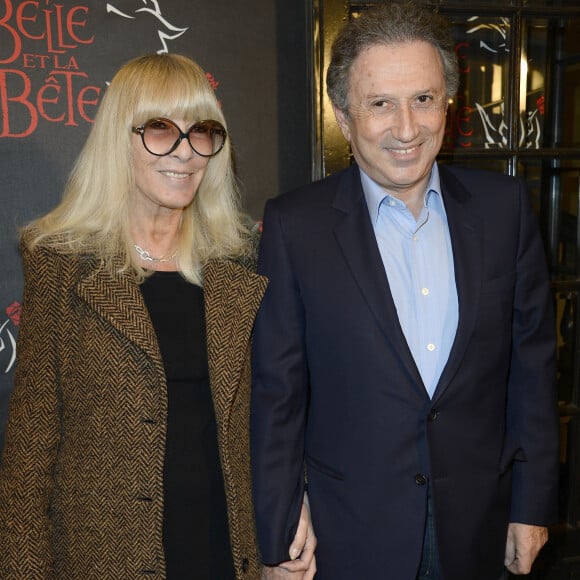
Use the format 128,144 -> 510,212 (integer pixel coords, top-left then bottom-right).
0,54 -> 315,580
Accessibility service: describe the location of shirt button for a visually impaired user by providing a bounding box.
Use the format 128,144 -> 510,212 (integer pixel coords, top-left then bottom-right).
427,343 -> 436,351
421,287 -> 429,296
415,474 -> 427,486
389,199 -> 396,206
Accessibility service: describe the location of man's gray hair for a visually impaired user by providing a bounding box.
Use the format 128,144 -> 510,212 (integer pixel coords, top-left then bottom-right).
326,1 -> 460,113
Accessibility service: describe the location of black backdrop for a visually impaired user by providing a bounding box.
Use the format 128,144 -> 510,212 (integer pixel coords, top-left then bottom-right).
0,0 -> 311,450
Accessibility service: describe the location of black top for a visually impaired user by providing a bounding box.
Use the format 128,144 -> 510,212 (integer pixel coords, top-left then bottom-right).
140,271 -> 235,580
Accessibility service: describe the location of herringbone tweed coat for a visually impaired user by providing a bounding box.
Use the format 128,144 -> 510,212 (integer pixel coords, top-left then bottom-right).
0,240 -> 268,579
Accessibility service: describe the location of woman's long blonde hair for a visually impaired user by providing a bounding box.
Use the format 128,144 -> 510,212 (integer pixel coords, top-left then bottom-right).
26,53 -> 250,284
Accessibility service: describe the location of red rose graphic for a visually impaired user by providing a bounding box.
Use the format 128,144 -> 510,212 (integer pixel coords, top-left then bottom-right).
6,301 -> 21,326
206,72 -> 220,90
536,95 -> 544,115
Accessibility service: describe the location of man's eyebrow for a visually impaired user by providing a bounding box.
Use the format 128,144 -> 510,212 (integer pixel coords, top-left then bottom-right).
363,89 -> 440,100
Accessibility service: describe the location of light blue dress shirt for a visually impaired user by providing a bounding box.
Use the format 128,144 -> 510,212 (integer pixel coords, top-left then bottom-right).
360,164 -> 458,398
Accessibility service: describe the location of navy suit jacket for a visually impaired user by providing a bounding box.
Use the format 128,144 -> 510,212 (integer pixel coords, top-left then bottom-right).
251,164 -> 559,580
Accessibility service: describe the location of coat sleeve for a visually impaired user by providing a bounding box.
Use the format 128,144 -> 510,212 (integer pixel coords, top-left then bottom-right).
250,199 -> 307,565
0,241 -> 62,579
507,180 -> 559,525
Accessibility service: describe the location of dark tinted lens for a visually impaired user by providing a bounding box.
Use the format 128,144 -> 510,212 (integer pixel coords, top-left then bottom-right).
138,118 -> 226,157
142,119 -> 180,155
189,121 -> 226,157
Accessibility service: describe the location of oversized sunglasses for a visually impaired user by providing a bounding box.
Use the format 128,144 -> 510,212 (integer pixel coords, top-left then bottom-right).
131,117 -> 227,157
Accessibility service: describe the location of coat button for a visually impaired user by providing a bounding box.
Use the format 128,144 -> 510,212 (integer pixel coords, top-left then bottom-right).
428,410 -> 439,421
415,474 -> 427,486
242,558 -> 249,573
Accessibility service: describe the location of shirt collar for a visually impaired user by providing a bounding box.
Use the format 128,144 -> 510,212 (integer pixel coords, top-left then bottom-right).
360,163 -> 443,226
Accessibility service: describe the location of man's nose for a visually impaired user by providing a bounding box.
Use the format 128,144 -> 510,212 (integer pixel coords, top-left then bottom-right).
390,102 -> 420,142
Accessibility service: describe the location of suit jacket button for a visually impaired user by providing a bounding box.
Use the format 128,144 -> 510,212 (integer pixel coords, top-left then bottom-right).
428,410 -> 439,421
242,558 -> 249,573
415,474 -> 427,486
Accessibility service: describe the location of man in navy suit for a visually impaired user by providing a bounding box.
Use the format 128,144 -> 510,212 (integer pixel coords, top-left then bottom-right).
251,3 -> 559,579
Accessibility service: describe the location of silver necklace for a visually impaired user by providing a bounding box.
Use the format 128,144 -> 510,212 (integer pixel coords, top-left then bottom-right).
133,244 -> 177,263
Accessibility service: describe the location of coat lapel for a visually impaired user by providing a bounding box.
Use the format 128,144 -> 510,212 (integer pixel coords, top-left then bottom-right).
75,258 -> 162,365
332,166 -> 424,391
203,259 -> 268,425
76,256 -> 268,421
433,166 -> 483,400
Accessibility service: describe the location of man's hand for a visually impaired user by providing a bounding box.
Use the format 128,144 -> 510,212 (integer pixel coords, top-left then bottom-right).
261,495 -> 317,579
504,523 -> 548,574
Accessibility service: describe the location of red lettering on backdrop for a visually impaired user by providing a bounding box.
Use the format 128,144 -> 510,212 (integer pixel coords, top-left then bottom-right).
455,94 -> 473,148
0,0 -> 100,137
448,42 -> 474,148
0,0 -> 21,63
455,42 -> 470,74
0,68 -> 37,136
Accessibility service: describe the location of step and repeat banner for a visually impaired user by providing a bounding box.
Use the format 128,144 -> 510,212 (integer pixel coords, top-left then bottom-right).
0,0 -> 282,448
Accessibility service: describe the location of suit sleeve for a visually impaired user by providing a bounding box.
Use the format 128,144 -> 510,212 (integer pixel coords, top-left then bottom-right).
251,199 -> 308,565
0,242 -> 61,578
508,180 -> 559,525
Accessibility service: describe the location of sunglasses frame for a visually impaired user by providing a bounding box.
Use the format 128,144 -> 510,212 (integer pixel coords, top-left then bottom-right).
131,117 -> 227,158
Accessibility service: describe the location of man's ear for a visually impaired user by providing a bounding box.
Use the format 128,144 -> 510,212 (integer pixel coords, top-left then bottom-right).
333,105 -> 351,142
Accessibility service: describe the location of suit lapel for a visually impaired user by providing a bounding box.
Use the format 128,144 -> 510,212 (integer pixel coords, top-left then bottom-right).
332,166 -> 424,390
203,259 -> 268,425
434,166 -> 483,400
